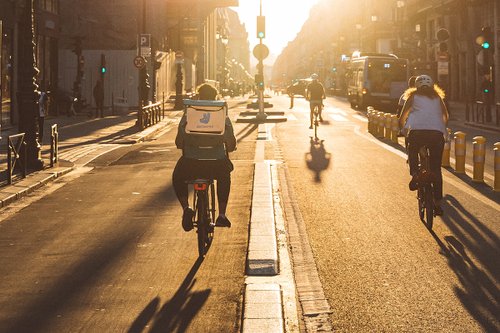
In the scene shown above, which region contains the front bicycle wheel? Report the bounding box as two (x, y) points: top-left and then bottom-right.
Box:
(196, 192), (208, 257)
(424, 184), (434, 229)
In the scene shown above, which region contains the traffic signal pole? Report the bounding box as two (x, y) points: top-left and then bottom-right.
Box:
(255, 0), (267, 121)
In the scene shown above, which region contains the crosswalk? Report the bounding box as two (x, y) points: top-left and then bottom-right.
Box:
(286, 106), (367, 124)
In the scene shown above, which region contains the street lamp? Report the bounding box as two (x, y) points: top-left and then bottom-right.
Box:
(17, 0), (43, 170)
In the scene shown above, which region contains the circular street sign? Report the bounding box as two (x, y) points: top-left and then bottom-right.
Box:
(253, 44), (269, 60)
(133, 56), (146, 69)
(436, 28), (450, 42)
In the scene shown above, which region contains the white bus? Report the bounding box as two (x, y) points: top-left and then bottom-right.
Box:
(346, 52), (409, 112)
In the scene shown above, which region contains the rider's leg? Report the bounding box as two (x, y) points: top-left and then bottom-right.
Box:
(172, 159), (189, 209)
(319, 104), (324, 121)
(407, 131), (423, 190)
(214, 161), (233, 227)
(428, 134), (445, 203)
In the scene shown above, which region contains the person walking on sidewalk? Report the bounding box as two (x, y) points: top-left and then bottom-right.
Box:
(172, 83), (237, 231)
(38, 84), (49, 144)
(93, 79), (104, 118)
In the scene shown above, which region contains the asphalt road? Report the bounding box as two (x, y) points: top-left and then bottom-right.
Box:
(0, 103), (256, 332)
(271, 94), (499, 332)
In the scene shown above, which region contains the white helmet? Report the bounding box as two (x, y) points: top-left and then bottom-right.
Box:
(310, 73), (319, 80)
(415, 75), (433, 89)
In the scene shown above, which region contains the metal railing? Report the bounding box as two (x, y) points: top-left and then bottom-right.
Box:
(138, 100), (165, 130)
(7, 133), (27, 184)
(466, 100), (499, 126)
(50, 124), (59, 167)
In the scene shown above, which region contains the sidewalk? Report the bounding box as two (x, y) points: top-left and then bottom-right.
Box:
(0, 107), (181, 208)
(448, 100), (500, 133)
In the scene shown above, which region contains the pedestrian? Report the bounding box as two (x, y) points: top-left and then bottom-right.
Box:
(38, 83), (49, 144)
(93, 79), (104, 118)
(396, 76), (417, 117)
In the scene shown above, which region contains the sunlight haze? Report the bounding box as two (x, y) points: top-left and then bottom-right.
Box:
(231, 0), (321, 61)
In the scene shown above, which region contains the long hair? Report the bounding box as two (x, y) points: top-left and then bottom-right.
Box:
(404, 84), (445, 101)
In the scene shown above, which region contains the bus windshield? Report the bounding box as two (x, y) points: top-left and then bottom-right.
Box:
(367, 59), (407, 93)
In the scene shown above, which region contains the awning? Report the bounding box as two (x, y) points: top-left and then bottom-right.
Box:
(166, 0), (238, 7)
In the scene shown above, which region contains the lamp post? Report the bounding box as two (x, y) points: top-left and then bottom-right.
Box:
(139, 0), (150, 107)
(17, 0), (43, 170)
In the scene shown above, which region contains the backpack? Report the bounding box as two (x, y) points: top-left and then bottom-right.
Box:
(184, 100), (227, 135)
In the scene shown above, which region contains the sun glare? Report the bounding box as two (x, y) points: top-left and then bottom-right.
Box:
(232, 0), (321, 57)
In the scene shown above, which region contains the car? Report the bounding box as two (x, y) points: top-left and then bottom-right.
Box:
(286, 78), (312, 97)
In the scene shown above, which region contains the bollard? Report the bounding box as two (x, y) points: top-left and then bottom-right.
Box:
(441, 128), (452, 167)
(454, 131), (466, 174)
(384, 113), (392, 139)
(494, 142), (500, 192)
(391, 115), (399, 143)
(472, 136), (486, 182)
(377, 112), (385, 138)
(367, 108), (373, 133)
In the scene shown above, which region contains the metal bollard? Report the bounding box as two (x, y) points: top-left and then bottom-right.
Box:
(367, 107), (374, 133)
(494, 142), (500, 192)
(454, 131), (466, 174)
(441, 128), (452, 167)
(384, 113), (392, 139)
(472, 136), (486, 182)
(377, 112), (385, 138)
(391, 115), (399, 143)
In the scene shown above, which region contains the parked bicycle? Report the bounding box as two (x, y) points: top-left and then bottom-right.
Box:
(187, 179), (216, 257)
(416, 146), (436, 229)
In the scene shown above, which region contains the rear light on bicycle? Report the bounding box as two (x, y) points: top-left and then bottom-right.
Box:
(194, 183), (208, 191)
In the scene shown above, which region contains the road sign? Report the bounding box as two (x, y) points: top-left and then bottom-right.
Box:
(133, 56), (146, 69)
(253, 44), (269, 60)
(175, 51), (184, 64)
(437, 61), (449, 75)
(139, 34), (151, 57)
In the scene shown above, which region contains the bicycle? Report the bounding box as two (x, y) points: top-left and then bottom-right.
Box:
(311, 102), (322, 142)
(187, 179), (216, 257)
(416, 146), (436, 229)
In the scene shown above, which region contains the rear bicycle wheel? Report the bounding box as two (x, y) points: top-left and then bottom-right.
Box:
(196, 192), (208, 257)
(424, 184), (434, 229)
(314, 106), (319, 140)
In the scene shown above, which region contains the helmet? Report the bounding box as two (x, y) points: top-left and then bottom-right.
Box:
(415, 75), (433, 89)
(310, 73), (319, 80)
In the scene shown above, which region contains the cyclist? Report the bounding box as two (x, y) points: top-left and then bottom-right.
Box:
(399, 75), (449, 215)
(306, 73), (326, 129)
(172, 83), (237, 231)
(396, 76), (417, 117)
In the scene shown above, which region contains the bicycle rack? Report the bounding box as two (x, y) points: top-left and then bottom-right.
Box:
(7, 133), (27, 184)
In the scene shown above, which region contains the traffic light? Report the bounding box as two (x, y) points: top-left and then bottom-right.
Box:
(481, 26), (493, 51)
(257, 16), (265, 39)
(439, 42), (448, 52)
(255, 74), (264, 89)
(100, 53), (107, 75)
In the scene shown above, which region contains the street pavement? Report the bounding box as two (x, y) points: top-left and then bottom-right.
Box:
(0, 95), (498, 332)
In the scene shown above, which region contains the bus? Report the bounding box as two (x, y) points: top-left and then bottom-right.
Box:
(346, 52), (409, 112)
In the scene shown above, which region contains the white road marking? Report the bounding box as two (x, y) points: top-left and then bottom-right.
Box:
(353, 125), (500, 211)
(329, 114), (349, 122)
(352, 114), (368, 122)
